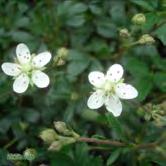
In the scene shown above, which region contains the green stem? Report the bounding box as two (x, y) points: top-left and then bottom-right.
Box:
(78, 137), (126, 147)
(78, 137), (158, 150)
(4, 138), (17, 149)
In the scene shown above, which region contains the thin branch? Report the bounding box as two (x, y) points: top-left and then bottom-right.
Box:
(78, 137), (126, 147)
(78, 137), (158, 150)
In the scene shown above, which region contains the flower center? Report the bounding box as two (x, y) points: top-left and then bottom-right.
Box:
(21, 63), (32, 73)
(103, 80), (115, 94)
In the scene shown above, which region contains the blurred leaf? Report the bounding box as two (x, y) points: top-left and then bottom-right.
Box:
(50, 153), (74, 166)
(23, 109), (40, 123)
(131, 0), (159, 11)
(143, 13), (160, 31)
(67, 50), (90, 76)
(154, 72), (166, 92)
(106, 149), (120, 166)
(10, 30), (33, 42)
(0, 118), (11, 134)
(110, 1), (127, 25)
(66, 15), (85, 27)
(14, 17), (30, 28)
(96, 18), (117, 38)
(124, 56), (149, 77)
(135, 75), (153, 101)
(106, 113), (125, 141)
(0, 149), (8, 165)
(154, 23), (166, 45)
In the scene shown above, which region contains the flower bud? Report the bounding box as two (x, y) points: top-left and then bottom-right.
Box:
(71, 92), (79, 100)
(138, 34), (155, 44)
(40, 128), (58, 144)
(23, 148), (37, 161)
(54, 121), (71, 135)
(119, 28), (130, 38)
(48, 141), (62, 151)
(53, 47), (69, 66)
(57, 47), (69, 59)
(132, 13), (146, 25)
(48, 137), (76, 151)
(54, 121), (80, 138)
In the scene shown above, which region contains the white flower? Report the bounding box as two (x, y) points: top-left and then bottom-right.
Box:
(87, 64), (138, 117)
(1, 43), (52, 93)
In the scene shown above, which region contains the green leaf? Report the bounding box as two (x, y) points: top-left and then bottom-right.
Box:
(154, 72), (166, 92)
(135, 75), (153, 101)
(106, 113), (125, 141)
(0, 118), (11, 134)
(154, 23), (166, 45)
(68, 3), (87, 14)
(10, 30), (33, 42)
(124, 56), (149, 77)
(143, 13), (160, 31)
(67, 50), (90, 76)
(97, 18), (117, 38)
(67, 60), (90, 76)
(131, 0), (159, 11)
(67, 15), (85, 27)
(106, 150), (120, 166)
(23, 109), (40, 123)
(50, 153), (74, 166)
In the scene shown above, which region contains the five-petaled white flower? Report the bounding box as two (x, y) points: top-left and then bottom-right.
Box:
(87, 64), (138, 117)
(1, 43), (52, 93)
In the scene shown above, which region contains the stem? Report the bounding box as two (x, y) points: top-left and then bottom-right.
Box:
(78, 137), (158, 150)
(78, 137), (126, 147)
(134, 142), (157, 149)
(4, 138), (17, 149)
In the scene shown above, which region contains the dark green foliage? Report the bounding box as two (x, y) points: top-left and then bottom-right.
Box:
(0, 0), (165, 165)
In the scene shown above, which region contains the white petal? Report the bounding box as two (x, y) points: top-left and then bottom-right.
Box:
(32, 70), (50, 88)
(87, 90), (105, 109)
(32, 52), (52, 68)
(1, 63), (21, 76)
(13, 74), (29, 93)
(115, 83), (138, 99)
(106, 64), (124, 82)
(88, 71), (105, 88)
(16, 43), (31, 64)
(105, 95), (122, 117)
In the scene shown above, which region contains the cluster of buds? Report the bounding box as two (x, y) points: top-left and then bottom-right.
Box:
(53, 47), (69, 66)
(119, 13), (155, 46)
(40, 121), (80, 151)
(138, 102), (166, 126)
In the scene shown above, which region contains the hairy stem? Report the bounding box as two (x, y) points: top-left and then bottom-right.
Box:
(78, 137), (158, 149)
(78, 137), (126, 147)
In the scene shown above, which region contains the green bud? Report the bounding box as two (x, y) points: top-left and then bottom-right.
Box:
(53, 47), (69, 66)
(138, 34), (155, 44)
(40, 128), (58, 144)
(54, 121), (80, 138)
(54, 121), (71, 135)
(48, 141), (62, 151)
(57, 47), (69, 59)
(71, 92), (79, 100)
(132, 13), (146, 25)
(119, 28), (130, 38)
(23, 148), (37, 161)
(48, 137), (76, 151)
